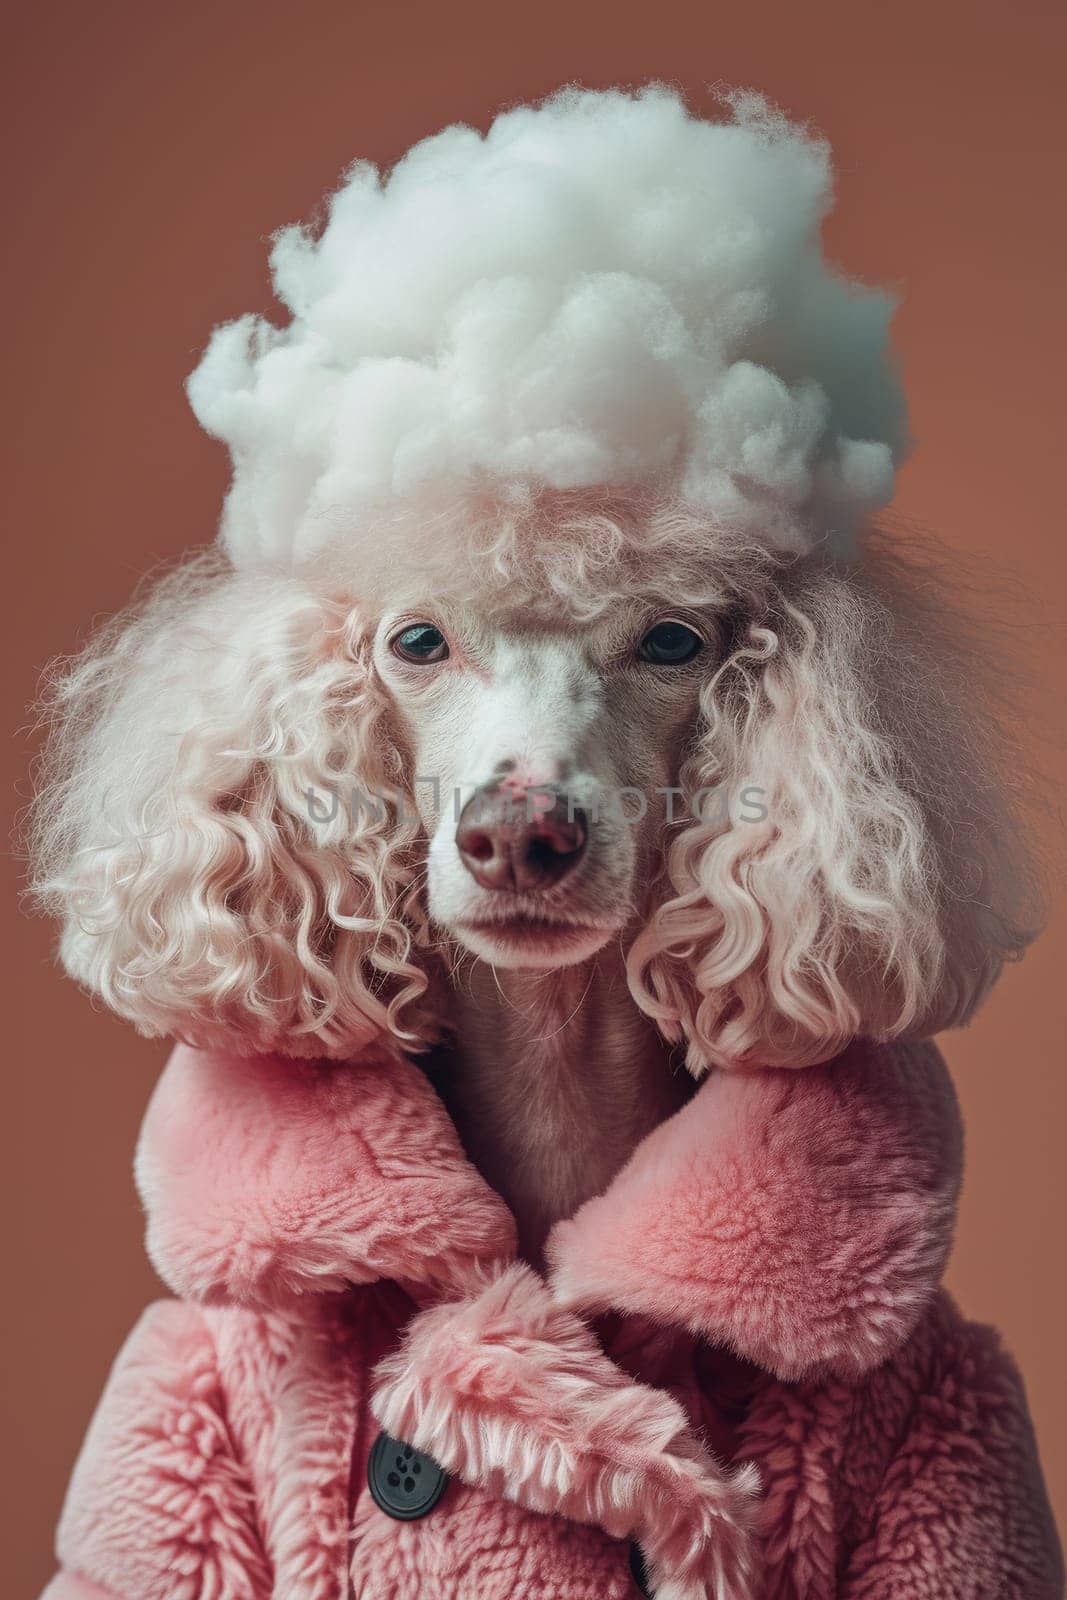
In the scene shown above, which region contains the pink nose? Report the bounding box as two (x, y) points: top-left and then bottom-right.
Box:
(456, 785), (588, 892)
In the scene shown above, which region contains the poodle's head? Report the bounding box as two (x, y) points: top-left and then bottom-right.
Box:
(29, 85), (1040, 1071)
(30, 490), (1037, 1073)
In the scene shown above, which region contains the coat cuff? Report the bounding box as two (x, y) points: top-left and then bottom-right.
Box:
(370, 1264), (762, 1600)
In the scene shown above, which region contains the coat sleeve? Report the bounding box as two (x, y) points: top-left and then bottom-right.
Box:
(42, 1301), (272, 1600)
(841, 1303), (1064, 1600)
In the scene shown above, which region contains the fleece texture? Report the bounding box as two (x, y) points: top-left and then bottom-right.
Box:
(43, 1039), (1062, 1600)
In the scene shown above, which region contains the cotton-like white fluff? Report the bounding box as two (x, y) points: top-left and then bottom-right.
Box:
(188, 85), (908, 566)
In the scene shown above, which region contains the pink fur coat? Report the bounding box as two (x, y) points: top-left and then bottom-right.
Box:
(41, 1039), (1061, 1600)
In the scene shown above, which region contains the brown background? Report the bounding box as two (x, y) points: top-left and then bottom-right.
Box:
(3, 0), (1064, 1591)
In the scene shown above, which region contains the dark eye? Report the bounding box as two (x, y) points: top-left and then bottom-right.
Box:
(390, 623), (449, 664)
(638, 620), (704, 666)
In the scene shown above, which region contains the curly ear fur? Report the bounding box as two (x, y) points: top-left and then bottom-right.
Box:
(31, 511), (1038, 1069)
(30, 552), (440, 1057)
(628, 530), (1041, 1072)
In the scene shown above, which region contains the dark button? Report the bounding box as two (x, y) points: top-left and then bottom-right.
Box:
(367, 1430), (449, 1521)
(629, 1540), (653, 1597)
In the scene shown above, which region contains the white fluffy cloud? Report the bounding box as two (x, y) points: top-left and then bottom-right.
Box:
(188, 85), (908, 566)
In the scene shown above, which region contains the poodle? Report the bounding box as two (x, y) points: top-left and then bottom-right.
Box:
(31, 85), (1061, 1600)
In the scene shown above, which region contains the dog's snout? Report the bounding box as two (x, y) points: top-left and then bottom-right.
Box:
(456, 785), (588, 892)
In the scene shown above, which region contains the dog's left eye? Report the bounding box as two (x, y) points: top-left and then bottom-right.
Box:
(638, 620), (704, 666)
(391, 623), (450, 664)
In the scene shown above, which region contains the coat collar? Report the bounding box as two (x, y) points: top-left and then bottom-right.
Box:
(136, 1033), (960, 1383)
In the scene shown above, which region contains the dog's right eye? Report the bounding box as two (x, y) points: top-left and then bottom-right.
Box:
(390, 623), (450, 664)
(638, 619), (705, 666)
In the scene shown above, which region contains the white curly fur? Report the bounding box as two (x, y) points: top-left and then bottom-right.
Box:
(30, 490), (1036, 1070)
